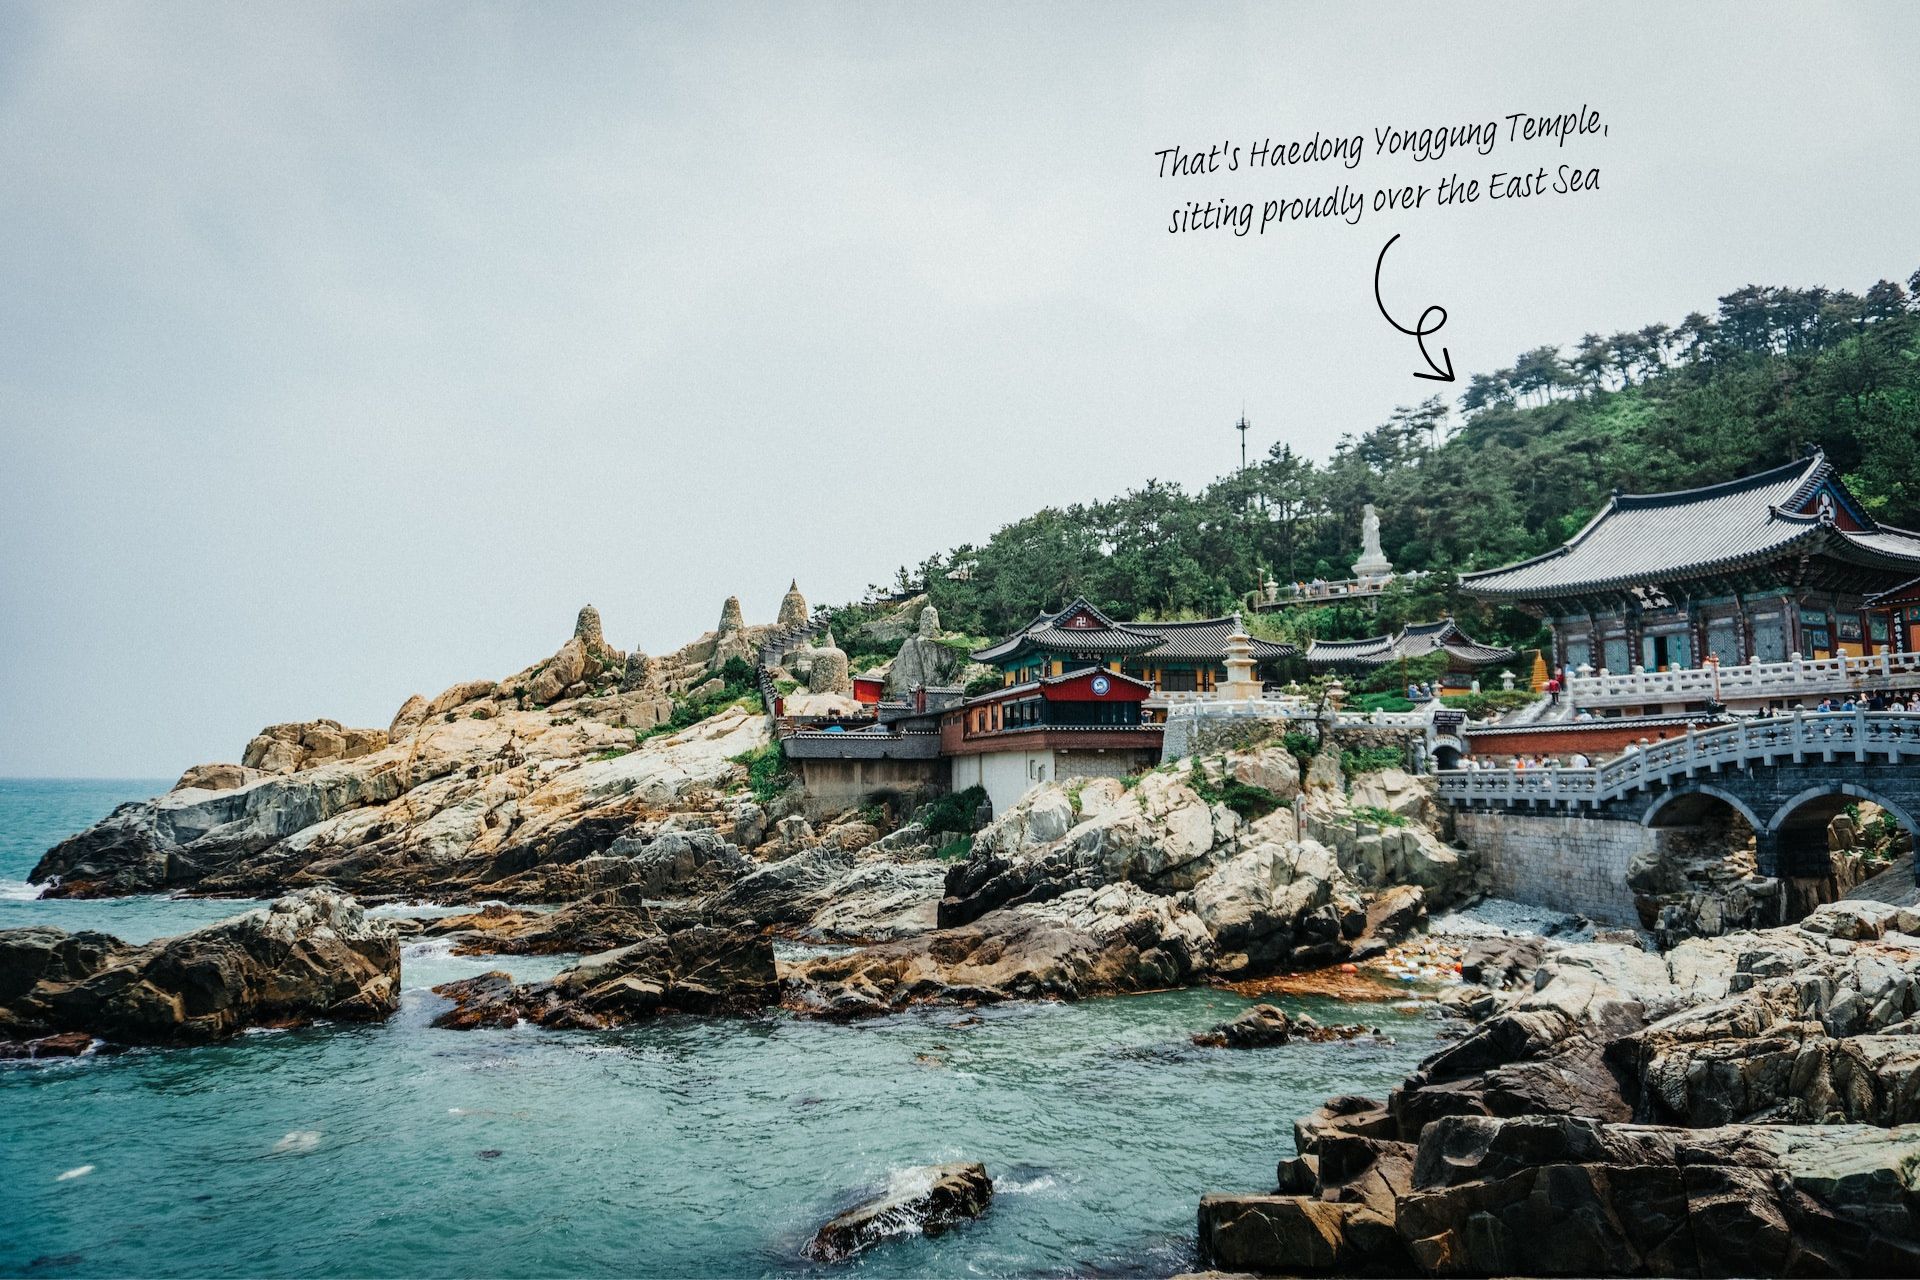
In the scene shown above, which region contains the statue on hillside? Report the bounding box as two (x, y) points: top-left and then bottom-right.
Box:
(1352, 503), (1393, 578)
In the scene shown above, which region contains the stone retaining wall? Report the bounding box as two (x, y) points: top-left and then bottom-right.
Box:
(1450, 808), (1646, 925)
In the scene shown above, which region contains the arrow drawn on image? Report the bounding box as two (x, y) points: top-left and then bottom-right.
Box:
(1374, 233), (1456, 383)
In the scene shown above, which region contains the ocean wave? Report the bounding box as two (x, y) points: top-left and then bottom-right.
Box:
(0, 879), (45, 901)
(56, 1164), (95, 1182)
(271, 1130), (322, 1154)
(993, 1174), (1059, 1195)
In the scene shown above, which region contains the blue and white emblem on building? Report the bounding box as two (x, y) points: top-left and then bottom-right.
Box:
(1091, 675), (1111, 695)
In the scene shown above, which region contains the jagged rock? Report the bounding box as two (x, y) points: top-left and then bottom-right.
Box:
(33, 703), (769, 901)
(803, 861), (947, 942)
(618, 649), (659, 693)
(786, 883), (1214, 1018)
(1188, 838), (1355, 977)
(0, 889), (398, 1047)
(1303, 746), (1343, 792)
(426, 681), (499, 719)
(706, 844), (855, 928)
(424, 895), (662, 956)
(805, 1162), (993, 1262)
(1194, 1003), (1293, 1048)
(389, 693), (431, 739)
(430, 924), (777, 1029)
(171, 763), (264, 793)
(1230, 747), (1302, 801)
(885, 607), (960, 696)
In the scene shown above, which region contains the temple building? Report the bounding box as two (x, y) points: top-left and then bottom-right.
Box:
(939, 667), (1162, 812)
(1304, 618), (1516, 684)
(971, 598), (1296, 696)
(1461, 449), (1920, 678)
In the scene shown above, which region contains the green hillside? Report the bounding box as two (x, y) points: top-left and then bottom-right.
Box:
(868, 269), (1920, 652)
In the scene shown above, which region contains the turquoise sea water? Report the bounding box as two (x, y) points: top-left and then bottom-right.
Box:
(0, 779), (1442, 1278)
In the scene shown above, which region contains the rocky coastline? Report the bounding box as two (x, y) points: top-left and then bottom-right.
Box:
(1195, 898), (1920, 1276)
(25, 599), (1920, 1274)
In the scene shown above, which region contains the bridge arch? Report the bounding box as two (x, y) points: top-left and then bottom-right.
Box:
(1642, 784), (1765, 834)
(1764, 783), (1919, 918)
(1765, 783), (1920, 841)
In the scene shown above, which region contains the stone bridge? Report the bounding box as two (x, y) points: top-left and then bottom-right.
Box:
(1437, 712), (1920, 922)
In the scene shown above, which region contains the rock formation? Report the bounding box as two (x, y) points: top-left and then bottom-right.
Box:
(430, 923), (777, 1029)
(711, 595), (757, 671)
(777, 579), (809, 630)
(238, 720), (389, 776)
(805, 628), (852, 695)
(784, 756), (1461, 1016)
(0, 889), (398, 1050)
(805, 1162), (994, 1262)
(1196, 899), (1920, 1275)
(32, 702), (768, 900)
(884, 605), (960, 696)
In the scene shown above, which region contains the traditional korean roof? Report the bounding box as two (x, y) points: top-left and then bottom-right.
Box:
(970, 598), (1162, 662)
(1133, 617), (1298, 662)
(972, 599), (1298, 663)
(1460, 451), (1920, 602)
(1866, 577), (1920, 608)
(1305, 618), (1515, 670)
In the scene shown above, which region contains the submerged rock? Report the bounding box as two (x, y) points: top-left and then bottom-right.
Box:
(0, 889), (398, 1048)
(1194, 1003), (1293, 1048)
(804, 1162), (993, 1262)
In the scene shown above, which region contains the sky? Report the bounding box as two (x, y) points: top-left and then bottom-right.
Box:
(3, 1), (1917, 777)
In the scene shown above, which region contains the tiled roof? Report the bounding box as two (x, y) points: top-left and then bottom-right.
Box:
(972, 599), (1298, 663)
(971, 598), (1162, 662)
(1306, 619), (1514, 670)
(1133, 617), (1298, 661)
(1461, 452), (1920, 600)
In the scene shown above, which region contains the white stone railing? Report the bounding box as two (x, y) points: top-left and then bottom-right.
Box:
(1436, 710), (1920, 808)
(1568, 651), (1920, 708)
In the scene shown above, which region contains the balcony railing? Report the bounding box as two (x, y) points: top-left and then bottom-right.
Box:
(1568, 650), (1920, 708)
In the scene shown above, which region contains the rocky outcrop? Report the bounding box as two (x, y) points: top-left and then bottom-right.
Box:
(431, 923), (777, 1029)
(240, 720), (389, 775)
(422, 893), (665, 956)
(884, 606), (961, 696)
(805, 1162), (993, 1262)
(785, 882), (1215, 1018)
(1195, 900), (1920, 1275)
(171, 762), (265, 793)
(0, 889), (398, 1048)
(33, 700), (769, 901)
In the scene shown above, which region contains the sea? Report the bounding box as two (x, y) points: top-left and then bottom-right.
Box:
(0, 778), (1442, 1278)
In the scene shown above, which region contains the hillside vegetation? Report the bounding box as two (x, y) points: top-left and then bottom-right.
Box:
(859, 270), (1920, 652)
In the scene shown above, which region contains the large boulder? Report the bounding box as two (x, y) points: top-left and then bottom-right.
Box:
(0, 889), (398, 1048)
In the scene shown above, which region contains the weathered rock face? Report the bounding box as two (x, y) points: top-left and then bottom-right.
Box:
(0, 889), (398, 1048)
(805, 1162), (993, 1262)
(1196, 900), (1920, 1276)
(240, 719), (389, 775)
(431, 924), (777, 1029)
(423, 894), (664, 956)
(33, 701), (770, 902)
(884, 607), (961, 696)
(1194, 1003), (1295, 1048)
(171, 762), (266, 793)
(785, 882), (1216, 1019)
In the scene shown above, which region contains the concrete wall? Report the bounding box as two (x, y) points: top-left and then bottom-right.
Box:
(1450, 809), (1647, 925)
(795, 757), (948, 818)
(949, 750), (1052, 816)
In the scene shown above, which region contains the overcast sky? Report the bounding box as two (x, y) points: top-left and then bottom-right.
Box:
(3, 1), (1917, 777)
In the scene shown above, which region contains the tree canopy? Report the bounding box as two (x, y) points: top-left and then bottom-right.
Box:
(863, 269), (1920, 652)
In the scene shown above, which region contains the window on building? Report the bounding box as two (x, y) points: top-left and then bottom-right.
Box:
(1161, 668), (1196, 692)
